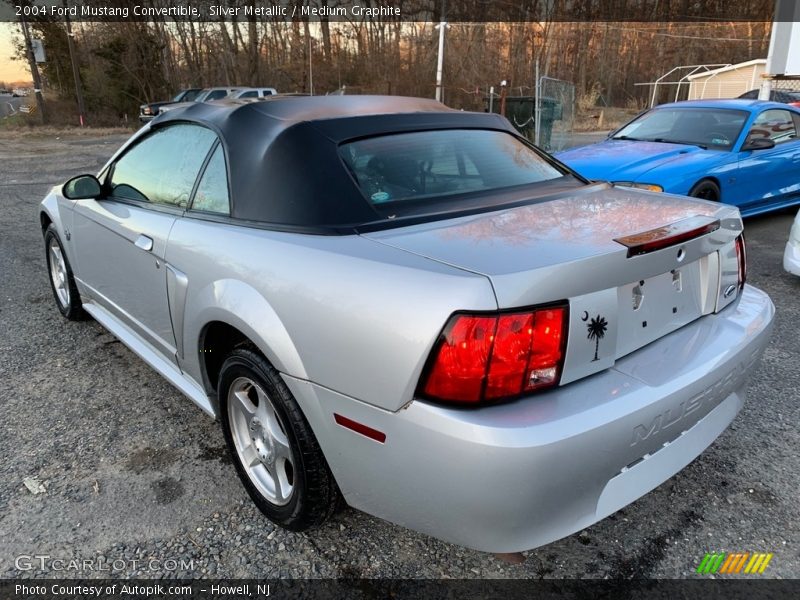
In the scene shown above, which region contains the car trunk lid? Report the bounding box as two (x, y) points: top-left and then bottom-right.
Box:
(362, 185), (743, 386)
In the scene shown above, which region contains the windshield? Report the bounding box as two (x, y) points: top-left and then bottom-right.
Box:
(176, 89), (201, 102)
(205, 89), (229, 101)
(339, 129), (565, 206)
(613, 107), (749, 150)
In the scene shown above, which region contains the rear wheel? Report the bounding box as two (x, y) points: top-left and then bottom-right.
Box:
(689, 179), (721, 202)
(44, 224), (86, 321)
(219, 347), (339, 530)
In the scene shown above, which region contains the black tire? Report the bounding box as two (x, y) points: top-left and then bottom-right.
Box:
(689, 179), (721, 202)
(219, 347), (339, 531)
(43, 224), (87, 321)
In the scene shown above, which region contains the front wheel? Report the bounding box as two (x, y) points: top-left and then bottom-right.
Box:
(219, 347), (339, 531)
(688, 179), (721, 202)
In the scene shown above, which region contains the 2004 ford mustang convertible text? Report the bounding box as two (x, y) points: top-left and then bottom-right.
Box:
(40, 96), (774, 552)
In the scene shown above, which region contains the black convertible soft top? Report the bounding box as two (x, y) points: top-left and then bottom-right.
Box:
(154, 96), (571, 233)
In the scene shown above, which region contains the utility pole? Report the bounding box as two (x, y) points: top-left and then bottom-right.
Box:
(19, 13), (48, 124)
(434, 22), (446, 102)
(308, 32), (314, 96)
(534, 60), (540, 146)
(434, 0), (447, 102)
(64, 0), (86, 126)
(499, 79), (508, 117)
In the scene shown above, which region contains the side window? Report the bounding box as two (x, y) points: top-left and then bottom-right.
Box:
(238, 90), (258, 98)
(109, 124), (217, 207)
(746, 109), (797, 145)
(191, 145), (230, 215)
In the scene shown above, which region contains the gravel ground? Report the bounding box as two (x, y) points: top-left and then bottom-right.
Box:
(0, 131), (798, 580)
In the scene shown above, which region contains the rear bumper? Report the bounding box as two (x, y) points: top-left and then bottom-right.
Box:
(284, 284), (774, 552)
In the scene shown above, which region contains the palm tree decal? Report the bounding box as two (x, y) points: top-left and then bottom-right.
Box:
(586, 315), (608, 362)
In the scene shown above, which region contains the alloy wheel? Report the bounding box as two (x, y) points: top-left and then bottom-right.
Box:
(227, 376), (295, 506)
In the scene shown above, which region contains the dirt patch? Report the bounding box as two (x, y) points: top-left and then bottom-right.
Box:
(0, 125), (134, 140)
(151, 477), (185, 505)
(126, 447), (179, 474)
(197, 445), (232, 465)
(573, 106), (640, 132)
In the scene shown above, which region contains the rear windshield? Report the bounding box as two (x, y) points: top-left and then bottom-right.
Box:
(339, 129), (564, 206)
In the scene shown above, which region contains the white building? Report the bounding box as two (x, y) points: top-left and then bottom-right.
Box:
(686, 59), (766, 100)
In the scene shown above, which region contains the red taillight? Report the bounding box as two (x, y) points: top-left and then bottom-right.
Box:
(527, 308), (566, 389)
(735, 234), (747, 290)
(485, 313), (534, 399)
(421, 315), (495, 403)
(420, 305), (567, 405)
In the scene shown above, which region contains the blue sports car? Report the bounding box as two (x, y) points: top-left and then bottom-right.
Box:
(556, 99), (800, 216)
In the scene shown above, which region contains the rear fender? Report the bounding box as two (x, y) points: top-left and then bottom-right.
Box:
(181, 278), (307, 409)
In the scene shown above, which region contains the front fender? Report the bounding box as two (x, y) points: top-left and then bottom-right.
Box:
(39, 188), (77, 265)
(642, 157), (734, 197)
(40, 188), (67, 235)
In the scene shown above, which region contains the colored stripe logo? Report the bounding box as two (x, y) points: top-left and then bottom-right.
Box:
(696, 552), (773, 574)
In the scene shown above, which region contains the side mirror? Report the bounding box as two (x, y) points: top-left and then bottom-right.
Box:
(741, 137), (775, 151)
(63, 174), (102, 200)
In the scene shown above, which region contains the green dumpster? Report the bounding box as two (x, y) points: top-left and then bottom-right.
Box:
(486, 96), (561, 150)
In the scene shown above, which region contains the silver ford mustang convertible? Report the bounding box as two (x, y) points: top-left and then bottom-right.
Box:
(40, 96), (774, 552)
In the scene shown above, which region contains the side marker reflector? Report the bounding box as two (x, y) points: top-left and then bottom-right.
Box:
(334, 413), (386, 443)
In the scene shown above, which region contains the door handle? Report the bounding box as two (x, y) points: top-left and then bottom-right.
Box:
(134, 234), (154, 252)
(792, 153), (800, 163)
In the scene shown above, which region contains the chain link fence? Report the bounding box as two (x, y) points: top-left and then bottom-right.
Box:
(537, 77), (575, 152)
(484, 77), (575, 152)
(767, 76), (800, 103)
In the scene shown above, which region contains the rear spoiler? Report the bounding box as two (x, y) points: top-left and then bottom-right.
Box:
(614, 215), (721, 257)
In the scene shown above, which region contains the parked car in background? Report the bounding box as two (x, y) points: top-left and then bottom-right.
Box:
(784, 208), (800, 276)
(231, 87), (278, 99)
(738, 88), (800, 107)
(39, 96), (773, 553)
(194, 87), (249, 102)
(158, 87), (248, 116)
(139, 88), (202, 122)
(556, 99), (800, 216)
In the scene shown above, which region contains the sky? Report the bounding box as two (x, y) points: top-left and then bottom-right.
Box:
(0, 23), (30, 84)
